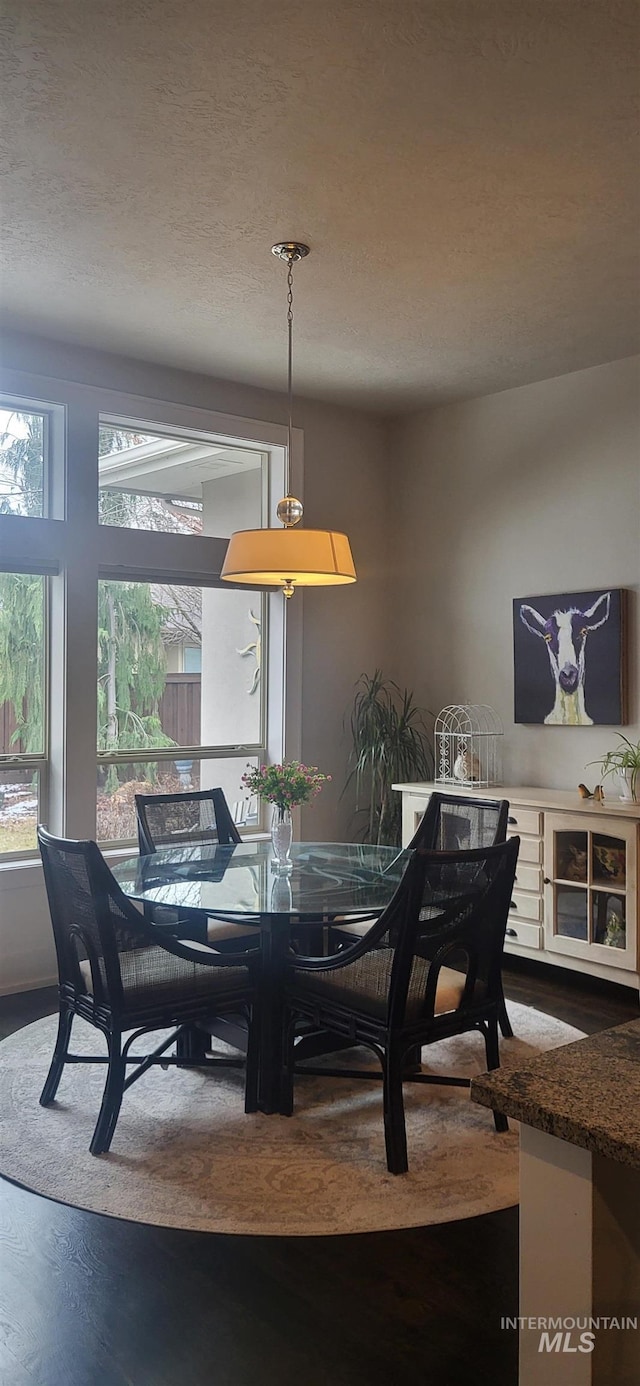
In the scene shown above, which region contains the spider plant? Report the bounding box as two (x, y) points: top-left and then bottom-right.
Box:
(588, 734), (640, 801)
(344, 671), (433, 845)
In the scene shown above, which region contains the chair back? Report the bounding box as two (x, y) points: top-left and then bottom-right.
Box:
(38, 826), (149, 1012)
(410, 792), (509, 852)
(353, 837), (519, 1029)
(135, 787), (241, 855)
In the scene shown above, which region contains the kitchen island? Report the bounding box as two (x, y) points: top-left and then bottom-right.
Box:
(472, 1019), (640, 1385)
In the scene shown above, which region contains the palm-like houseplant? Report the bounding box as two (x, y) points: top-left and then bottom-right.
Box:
(345, 671), (433, 845)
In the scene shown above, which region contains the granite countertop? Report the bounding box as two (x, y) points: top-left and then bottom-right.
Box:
(471, 1018), (640, 1169)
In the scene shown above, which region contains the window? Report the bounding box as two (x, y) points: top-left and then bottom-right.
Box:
(96, 575), (266, 843)
(94, 407), (274, 849)
(96, 580), (264, 750)
(0, 405), (47, 517)
(0, 392), (57, 858)
(96, 756), (260, 844)
(98, 422), (265, 538)
(0, 386), (287, 864)
(183, 646), (201, 674)
(0, 572), (47, 854)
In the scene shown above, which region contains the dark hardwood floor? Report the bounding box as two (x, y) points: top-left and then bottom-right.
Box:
(0, 964), (637, 1386)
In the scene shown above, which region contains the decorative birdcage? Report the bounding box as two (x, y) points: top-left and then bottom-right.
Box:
(434, 704), (503, 787)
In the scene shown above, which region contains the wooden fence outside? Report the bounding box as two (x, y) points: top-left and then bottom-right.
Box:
(158, 673), (201, 747)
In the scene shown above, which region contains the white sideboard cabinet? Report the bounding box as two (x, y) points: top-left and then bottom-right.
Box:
(392, 783), (640, 990)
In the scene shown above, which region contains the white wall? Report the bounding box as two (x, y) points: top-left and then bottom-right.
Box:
(293, 398), (396, 839)
(390, 355), (640, 791)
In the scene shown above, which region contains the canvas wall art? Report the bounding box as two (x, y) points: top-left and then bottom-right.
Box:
(513, 589), (626, 726)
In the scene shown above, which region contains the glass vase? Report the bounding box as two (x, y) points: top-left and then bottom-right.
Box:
(271, 805), (293, 871)
(270, 872), (293, 912)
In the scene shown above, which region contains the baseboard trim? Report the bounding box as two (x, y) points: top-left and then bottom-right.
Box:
(0, 975), (58, 998)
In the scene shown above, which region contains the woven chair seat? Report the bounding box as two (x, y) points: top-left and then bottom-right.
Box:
(80, 947), (249, 1012)
(207, 919), (261, 943)
(146, 904), (260, 946)
(291, 950), (470, 1022)
(333, 901), (445, 940)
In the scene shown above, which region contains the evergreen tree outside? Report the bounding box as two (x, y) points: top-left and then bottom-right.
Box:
(97, 579), (175, 794)
(0, 571), (45, 754)
(0, 409), (45, 516)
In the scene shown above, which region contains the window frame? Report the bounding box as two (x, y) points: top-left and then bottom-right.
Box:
(0, 391), (57, 861)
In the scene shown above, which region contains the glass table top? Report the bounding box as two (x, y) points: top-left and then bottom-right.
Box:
(113, 840), (410, 920)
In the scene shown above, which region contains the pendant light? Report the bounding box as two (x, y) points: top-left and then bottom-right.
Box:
(220, 241), (356, 598)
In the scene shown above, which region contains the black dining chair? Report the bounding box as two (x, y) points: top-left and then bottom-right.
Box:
(37, 827), (260, 1155)
(135, 788), (261, 951)
(281, 837), (520, 1175)
(332, 792), (514, 1038)
(135, 787), (242, 854)
(411, 792), (510, 853)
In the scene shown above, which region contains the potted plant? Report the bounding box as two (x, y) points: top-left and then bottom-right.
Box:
(344, 671), (433, 846)
(242, 760), (330, 868)
(588, 734), (640, 802)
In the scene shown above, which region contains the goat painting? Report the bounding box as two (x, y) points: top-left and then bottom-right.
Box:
(513, 590), (625, 726)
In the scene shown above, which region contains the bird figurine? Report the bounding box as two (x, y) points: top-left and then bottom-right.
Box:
(453, 748), (481, 782)
(577, 782), (604, 801)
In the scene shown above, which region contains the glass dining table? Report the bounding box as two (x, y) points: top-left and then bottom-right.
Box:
(114, 839), (410, 1113)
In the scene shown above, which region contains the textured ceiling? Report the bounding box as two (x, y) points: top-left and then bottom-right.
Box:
(0, 0), (638, 413)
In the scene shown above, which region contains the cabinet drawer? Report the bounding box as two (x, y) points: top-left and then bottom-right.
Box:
(504, 920), (542, 950)
(512, 834), (543, 864)
(509, 890), (543, 922)
(513, 863), (542, 893)
(506, 808), (542, 836)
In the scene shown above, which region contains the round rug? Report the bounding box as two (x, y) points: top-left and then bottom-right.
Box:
(0, 1005), (583, 1236)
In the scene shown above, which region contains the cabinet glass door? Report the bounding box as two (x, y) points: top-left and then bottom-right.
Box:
(592, 890), (626, 952)
(556, 884), (588, 941)
(555, 830), (588, 884)
(544, 813), (636, 971)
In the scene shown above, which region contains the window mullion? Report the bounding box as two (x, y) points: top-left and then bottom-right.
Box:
(49, 398), (99, 837)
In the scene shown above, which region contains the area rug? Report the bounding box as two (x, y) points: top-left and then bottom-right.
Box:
(0, 1004), (583, 1236)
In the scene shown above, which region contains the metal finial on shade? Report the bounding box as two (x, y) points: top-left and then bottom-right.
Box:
(276, 494), (304, 528)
